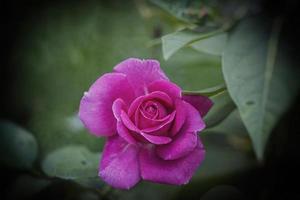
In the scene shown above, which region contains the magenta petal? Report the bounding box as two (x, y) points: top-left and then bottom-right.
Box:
(114, 58), (169, 96)
(170, 99), (186, 136)
(156, 100), (205, 160)
(121, 108), (172, 144)
(140, 132), (172, 145)
(120, 111), (172, 144)
(183, 100), (206, 133)
(140, 139), (205, 185)
(182, 95), (213, 117)
(79, 73), (135, 136)
(156, 131), (197, 160)
(148, 80), (182, 99)
(99, 136), (141, 189)
(116, 121), (137, 144)
(141, 111), (176, 135)
(112, 98), (127, 122)
(120, 110), (139, 132)
(128, 91), (173, 117)
(113, 99), (137, 144)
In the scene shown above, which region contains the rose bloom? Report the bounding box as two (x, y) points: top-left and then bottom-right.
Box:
(79, 58), (213, 189)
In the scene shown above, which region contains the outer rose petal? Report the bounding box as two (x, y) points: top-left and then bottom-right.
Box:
(157, 100), (205, 160)
(156, 131), (198, 160)
(182, 95), (213, 117)
(183, 100), (206, 133)
(114, 58), (169, 96)
(99, 136), (141, 189)
(140, 139), (205, 185)
(79, 73), (135, 136)
(148, 80), (182, 99)
(170, 99), (186, 136)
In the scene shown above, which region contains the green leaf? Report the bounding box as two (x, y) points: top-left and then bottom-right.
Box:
(190, 33), (228, 55)
(162, 29), (219, 60)
(203, 90), (236, 128)
(0, 121), (38, 170)
(162, 49), (224, 90)
(42, 145), (100, 179)
(222, 17), (300, 160)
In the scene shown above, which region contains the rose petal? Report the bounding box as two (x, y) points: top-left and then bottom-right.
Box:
(141, 101), (160, 119)
(170, 99), (186, 136)
(183, 100), (206, 133)
(99, 136), (141, 189)
(140, 101), (168, 119)
(128, 91), (173, 117)
(140, 139), (205, 185)
(182, 95), (213, 117)
(141, 111), (176, 135)
(140, 132), (172, 145)
(156, 100), (206, 159)
(148, 80), (182, 99)
(120, 110), (139, 132)
(79, 73), (135, 136)
(156, 131), (198, 160)
(116, 121), (137, 144)
(112, 98), (127, 122)
(114, 58), (169, 96)
(156, 100), (206, 160)
(120, 111), (172, 144)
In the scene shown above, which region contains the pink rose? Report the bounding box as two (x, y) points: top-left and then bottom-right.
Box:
(79, 58), (213, 189)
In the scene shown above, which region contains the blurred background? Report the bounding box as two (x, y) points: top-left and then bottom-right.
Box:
(0, 0), (300, 199)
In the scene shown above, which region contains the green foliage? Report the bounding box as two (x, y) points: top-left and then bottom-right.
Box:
(0, 121), (38, 170)
(174, 132), (254, 200)
(206, 110), (248, 137)
(161, 12), (300, 161)
(196, 133), (254, 179)
(203, 90), (236, 128)
(162, 49), (224, 90)
(162, 28), (220, 60)
(222, 17), (300, 160)
(42, 145), (100, 179)
(149, 0), (253, 25)
(183, 86), (236, 129)
(182, 83), (226, 97)
(149, 0), (209, 24)
(190, 33), (228, 55)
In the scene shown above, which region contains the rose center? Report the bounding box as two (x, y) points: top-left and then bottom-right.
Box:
(145, 105), (157, 114)
(141, 101), (159, 119)
(140, 100), (169, 120)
